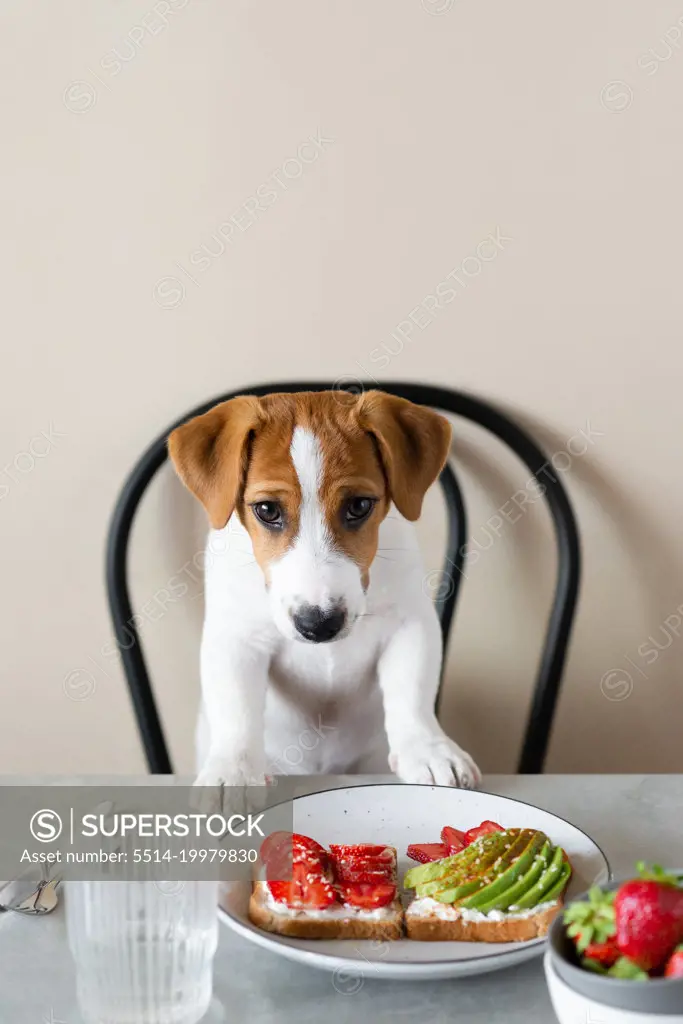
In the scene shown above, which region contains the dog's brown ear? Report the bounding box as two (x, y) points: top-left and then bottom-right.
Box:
(357, 391), (452, 521)
(168, 396), (262, 529)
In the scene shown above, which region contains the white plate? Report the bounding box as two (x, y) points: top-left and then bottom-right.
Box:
(218, 783), (611, 981)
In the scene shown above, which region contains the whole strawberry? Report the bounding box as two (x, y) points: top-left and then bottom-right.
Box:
(615, 864), (683, 972)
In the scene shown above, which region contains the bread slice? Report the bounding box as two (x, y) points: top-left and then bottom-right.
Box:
(405, 898), (562, 942)
(249, 881), (403, 940)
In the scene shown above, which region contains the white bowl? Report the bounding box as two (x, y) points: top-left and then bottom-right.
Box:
(544, 953), (683, 1024)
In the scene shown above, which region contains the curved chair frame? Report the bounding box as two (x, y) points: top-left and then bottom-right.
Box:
(106, 382), (581, 775)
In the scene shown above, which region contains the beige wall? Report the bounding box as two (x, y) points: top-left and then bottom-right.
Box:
(3, 0), (682, 775)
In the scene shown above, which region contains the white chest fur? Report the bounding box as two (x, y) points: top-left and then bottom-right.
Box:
(197, 509), (425, 775)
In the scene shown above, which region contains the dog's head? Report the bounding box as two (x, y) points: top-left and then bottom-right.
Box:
(169, 391), (451, 643)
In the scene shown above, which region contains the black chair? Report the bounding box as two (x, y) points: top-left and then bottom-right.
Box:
(106, 382), (581, 776)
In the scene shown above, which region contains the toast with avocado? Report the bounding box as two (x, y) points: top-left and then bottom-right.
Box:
(404, 826), (571, 942)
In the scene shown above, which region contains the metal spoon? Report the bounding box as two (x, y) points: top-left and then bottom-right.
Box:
(0, 876), (61, 915)
(33, 876), (61, 913)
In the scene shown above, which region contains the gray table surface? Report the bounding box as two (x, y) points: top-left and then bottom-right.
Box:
(1, 774), (681, 1024)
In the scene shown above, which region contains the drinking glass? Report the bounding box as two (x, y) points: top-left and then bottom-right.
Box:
(66, 878), (219, 1024)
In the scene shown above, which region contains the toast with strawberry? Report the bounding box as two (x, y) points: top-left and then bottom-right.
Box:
(249, 833), (403, 940)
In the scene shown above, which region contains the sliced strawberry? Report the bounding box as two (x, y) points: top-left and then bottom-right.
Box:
(261, 832), (295, 881)
(334, 850), (394, 869)
(336, 853), (394, 868)
(262, 832), (329, 880)
(441, 826), (467, 853)
(273, 859), (329, 892)
(267, 880), (296, 904)
(291, 841), (329, 877)
(260, 830), (292, 862)
(583, 938), (621, 967)
(340, 882), (396, 909)
(267, 858), (338, 909)
(336, 852), (394, 867)
(329, 843), (396, 886)
(406, 842), (450, 864)
(291, 833), (328, 860)
(268, 878), (338, 909)
(261, 831), (327, 864)
(664, 945), (683, 978)
(334, 851), (395, 868)
(298, 880), (338, 909)
(464, 821), (504, 845)
(329, 844), (394, 861)
(335, 862), (394, 884)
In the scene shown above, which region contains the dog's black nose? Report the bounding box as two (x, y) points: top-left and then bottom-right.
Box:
(293, 605), (346, 643)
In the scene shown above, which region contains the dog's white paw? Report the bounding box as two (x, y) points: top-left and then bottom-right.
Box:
(192, 755), (268, 816)
(389, 735), (481, 790)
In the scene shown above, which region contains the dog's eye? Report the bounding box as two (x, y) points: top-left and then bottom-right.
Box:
(252, 501), (283, 527)
(343, 497), (375, 525)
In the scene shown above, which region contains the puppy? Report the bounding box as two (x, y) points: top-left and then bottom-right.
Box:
(168, 390), (480, 793)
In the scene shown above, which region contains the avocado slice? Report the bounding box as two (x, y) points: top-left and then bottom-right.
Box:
(426, 829), (544, 905)
(433, 879), (488, 904)
(511, 843), (565, 910)
(534, 859), (571, 904)
(469, 840), (552, 913)
(493, 841), (553, 911)
(405, 830), (513, 890)
(404, 831), (510, 890)
(414, 834), (515, 898)
(459, 831), (547, 910)
(405, 849), (471, 890)
(417, 876), (482, 900)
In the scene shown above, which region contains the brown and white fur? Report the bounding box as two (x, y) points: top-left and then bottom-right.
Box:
(168, 390), (480, 796)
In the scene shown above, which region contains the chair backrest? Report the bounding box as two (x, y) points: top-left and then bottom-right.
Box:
(106, 382), (581, 775)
